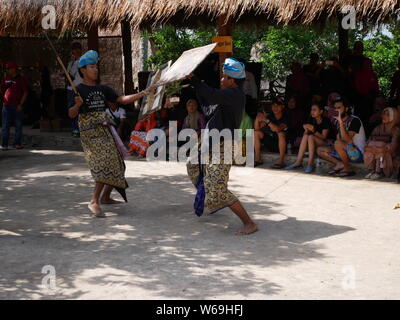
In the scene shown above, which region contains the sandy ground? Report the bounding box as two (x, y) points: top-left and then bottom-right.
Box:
(0, 148), (399, 300)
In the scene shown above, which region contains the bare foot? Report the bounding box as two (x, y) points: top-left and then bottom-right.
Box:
(334, 163), (344, 171)
(88, 203), (106, 218)
(100, 198), (123, 205)
(236, 223), (258, 236)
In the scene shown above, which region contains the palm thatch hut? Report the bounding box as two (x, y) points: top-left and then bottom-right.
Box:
(1, 0), (400, 35)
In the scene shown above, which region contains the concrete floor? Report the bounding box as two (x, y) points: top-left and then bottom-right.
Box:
(0, 148), (399, 299)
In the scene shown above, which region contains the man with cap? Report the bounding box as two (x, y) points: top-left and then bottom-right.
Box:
(0, 61), (28, 150)
(186, 57), (258, 235)
(68, 50), (153, 217)
(254, 96), (289, 168)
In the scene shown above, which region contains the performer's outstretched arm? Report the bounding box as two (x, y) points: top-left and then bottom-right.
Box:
(117, 92), (146, 105)
(190, 76), (238, 106)
(117, 85), (157, 105)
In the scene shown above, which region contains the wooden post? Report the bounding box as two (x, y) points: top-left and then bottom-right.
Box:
(338, 13), (349, 63)
(121, 20), (134, 96)
(217, 14), (232, 79)
(87, 25), (99, 52)
(87, 25), (100, 82)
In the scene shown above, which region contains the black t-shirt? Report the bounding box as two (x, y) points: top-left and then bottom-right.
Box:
(306, 116), (331, 134)
(335, 116), (362, 133)
(192, 77), (244, 134)
(68, 83), (119, 114)
(261, 113), (289, 135)
(267, 112), (289, 127)
(347, 117), (362, 133)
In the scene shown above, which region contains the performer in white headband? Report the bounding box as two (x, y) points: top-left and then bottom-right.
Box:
(186, 57), (258, 235)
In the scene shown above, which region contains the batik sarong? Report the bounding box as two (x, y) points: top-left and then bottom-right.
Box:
(79, 111), (128, 201)
(187, 142), (238, 215)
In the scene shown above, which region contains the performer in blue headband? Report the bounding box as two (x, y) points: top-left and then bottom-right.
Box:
(186, 57), (258, 235)
(69, 50), (152, 218)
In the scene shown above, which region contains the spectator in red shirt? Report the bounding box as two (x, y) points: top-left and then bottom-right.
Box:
(390, 57), (400, 105)
(1, 61), (28, 150)
(128, 113), (157, 157)
(350, 41), (379, 130)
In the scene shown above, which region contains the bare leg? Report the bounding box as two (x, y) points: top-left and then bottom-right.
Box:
(375, 158), (383, 174)
(317, 145), (343, 170)
(292, 133), (309, 166)
(277, 132), (286, 165)
(308, 136), (326, 168)
(229, 201), (258, 235)
(334, 140), (352, 172)
(254, 130), (264, 162)
(101, 185), (123, 204)
(88, 183), (106, 217)
(307, 135), (316, 167)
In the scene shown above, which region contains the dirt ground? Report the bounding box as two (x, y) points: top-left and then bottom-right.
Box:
(0, 148), (399, 299)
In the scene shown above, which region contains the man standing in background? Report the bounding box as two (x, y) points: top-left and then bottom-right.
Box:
(67, 42), (83, 137)
(1, 61), (28, 150)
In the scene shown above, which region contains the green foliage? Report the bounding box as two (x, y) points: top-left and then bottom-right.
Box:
(232, 27), (266, 61)
(258, 24), (355, 81)
(143, 26), (214, 69)
(362, 24), (400, 97)
(143, 26), (265, 69)
(165, 82), (181, 96)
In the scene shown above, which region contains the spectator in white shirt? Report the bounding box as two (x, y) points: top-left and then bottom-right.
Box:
(106, 101), (127, 139)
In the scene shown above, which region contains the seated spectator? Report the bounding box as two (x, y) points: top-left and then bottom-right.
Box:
(286, 102), (331, 173)
(254, 97), (289, 168)
(182, 99), (206, 135)
(106, 101), (127, 140)
(128, 113), (157, 157)
(285, 95), (306, 148)
(364, 107), (400, 180)
(156, 96), (184, 157)
(317, 97), (366, 177)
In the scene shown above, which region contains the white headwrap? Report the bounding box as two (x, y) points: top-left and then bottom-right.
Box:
(384, 107), (395, 122)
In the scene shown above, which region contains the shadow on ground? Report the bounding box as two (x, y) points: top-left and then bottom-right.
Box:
(0, 150), (355, 299)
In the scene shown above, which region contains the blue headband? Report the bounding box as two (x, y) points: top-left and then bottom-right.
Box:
(78, 50), (99, 68)
(223, 58), (245, 79)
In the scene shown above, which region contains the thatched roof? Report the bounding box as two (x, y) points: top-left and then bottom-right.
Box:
(1, 0), (400, 35)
